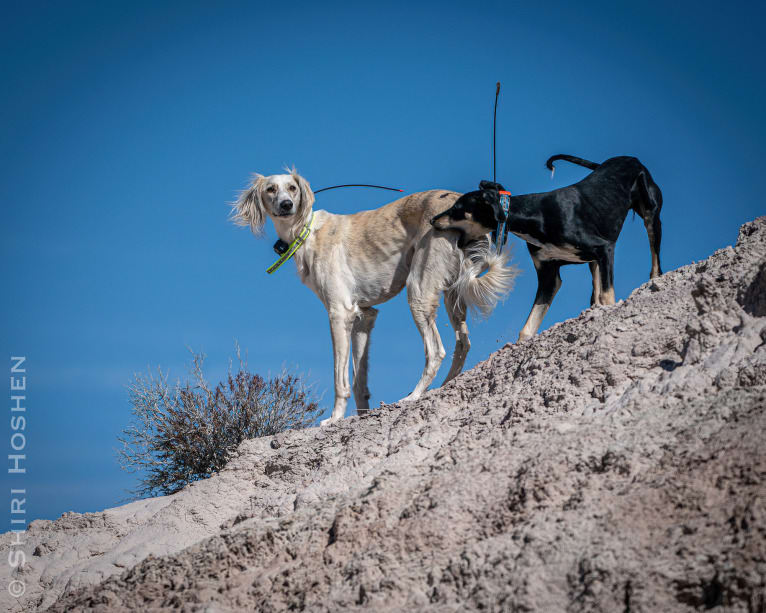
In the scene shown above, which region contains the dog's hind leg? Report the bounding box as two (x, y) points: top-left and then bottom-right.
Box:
(634, 169), (664, 278)
(593, 245), (616, 305)
(321, 306), (356, 425)
(442, 291), (469, 385)
(518, 250), (562, 341)
(351, 307), (378, 416)
(589, 261), (602, 306)
(401, 289), (446, 403)
(645, 214), (663, 279)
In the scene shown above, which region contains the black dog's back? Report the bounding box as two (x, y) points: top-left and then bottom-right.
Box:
(506, 157), (646, 247)
(548, 155), (662, 227)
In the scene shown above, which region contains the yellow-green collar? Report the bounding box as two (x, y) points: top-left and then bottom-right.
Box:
(266, 212), (315, 274)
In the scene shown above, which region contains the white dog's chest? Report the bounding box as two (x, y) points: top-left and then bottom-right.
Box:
(513, 233), (587, 263)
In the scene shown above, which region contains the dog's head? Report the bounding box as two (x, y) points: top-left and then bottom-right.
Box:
(430, 186), (507, 240)
(232, 169), (315, 235)
(478, 180), (506, 193)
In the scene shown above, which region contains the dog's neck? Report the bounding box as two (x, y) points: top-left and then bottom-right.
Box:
(268, 207), (319, 283)
(270, 207), (314, 245)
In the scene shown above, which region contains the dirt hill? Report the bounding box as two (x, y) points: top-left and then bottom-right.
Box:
(4, 217), (765, 612)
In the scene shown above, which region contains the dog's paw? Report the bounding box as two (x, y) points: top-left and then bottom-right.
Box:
(320, 416), (343, 427)
(399, 392), (421, 403)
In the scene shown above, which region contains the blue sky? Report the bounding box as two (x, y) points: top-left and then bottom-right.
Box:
(1, 0), (763, 523)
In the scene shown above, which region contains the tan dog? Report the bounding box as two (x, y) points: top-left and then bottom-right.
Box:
(232, 170), (516, 424)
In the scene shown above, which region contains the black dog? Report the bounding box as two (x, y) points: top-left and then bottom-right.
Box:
(432, 154), (663, 341)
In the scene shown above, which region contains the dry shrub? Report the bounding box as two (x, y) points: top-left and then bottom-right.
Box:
(118, 346), (320, 497)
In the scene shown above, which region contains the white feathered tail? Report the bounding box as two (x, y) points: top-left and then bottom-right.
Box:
(450, 242), (517, 317)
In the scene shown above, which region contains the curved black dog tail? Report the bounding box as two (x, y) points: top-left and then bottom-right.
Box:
(545, 154), (600, 172)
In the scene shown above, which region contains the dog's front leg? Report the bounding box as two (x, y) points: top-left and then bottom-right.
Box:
(321, 307), (355, 425)
(518, 257), (562, 341)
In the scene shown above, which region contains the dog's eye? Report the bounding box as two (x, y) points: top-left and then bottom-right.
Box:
(266, 186), (276, 193)
(289, 185), (297, 192)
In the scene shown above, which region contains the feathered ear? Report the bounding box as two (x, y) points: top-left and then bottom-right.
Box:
(292, 170), (315, 211)
(231, 174), (266, 236)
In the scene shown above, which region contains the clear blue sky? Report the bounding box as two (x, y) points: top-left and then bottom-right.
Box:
(2, 0), (763, 523)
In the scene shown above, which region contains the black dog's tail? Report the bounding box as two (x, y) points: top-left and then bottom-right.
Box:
(545, 154), (600, 172)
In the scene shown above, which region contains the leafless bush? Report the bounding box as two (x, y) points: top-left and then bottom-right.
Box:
(117, 346), (320, 498)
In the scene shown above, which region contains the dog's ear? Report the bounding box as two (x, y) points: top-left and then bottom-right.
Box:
(479, 180), (506, 193)
(292, 171), (315, 211)
(231, 174), (266, 236)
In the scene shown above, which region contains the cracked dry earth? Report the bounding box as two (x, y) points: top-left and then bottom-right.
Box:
(3, 218), (766, 612)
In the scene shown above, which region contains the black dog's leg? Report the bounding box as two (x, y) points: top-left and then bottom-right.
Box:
(635, 170), (664, 278)
(588, 261), (601, 306)
(646, 214), (663, 278)
(593, 245), (616, 305)
(519, 248), (562, 341)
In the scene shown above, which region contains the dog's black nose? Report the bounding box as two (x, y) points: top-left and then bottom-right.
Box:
(278, 199), (293, 213)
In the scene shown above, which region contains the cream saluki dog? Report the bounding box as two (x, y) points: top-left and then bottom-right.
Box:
(232, 170), (515, 424)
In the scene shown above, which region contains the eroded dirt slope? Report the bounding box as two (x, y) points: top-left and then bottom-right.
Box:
(4, 218), (765, 612)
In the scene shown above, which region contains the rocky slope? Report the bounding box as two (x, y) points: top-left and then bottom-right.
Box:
(3, 218), (765, 612)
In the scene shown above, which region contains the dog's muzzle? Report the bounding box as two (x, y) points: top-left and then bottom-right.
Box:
(430, 210), (449, 228)
(278, 199), (294, 215)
